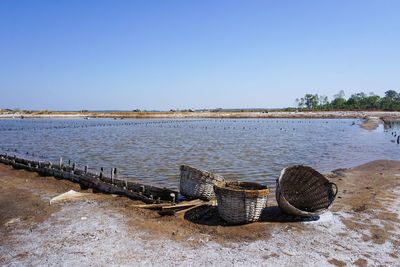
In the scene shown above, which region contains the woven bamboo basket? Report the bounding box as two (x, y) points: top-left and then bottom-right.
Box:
(179, 165), (225, 201)
(213, 181), (269, 224)
(276, 165), (338, 217)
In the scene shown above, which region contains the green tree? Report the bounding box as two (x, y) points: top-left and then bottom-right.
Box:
(304, 94), (319, 109)
(294, 90), (399, 110)
(318, 95), (329, 110)
(296, 97), (305, 108)
(334, 90), (345, 99)
(347, 92), (367, 109)
(331, 91), (346, 109)
(380, 96), (393, 110)
(365, 93), (380, 109)
(385, 90), (399, 101)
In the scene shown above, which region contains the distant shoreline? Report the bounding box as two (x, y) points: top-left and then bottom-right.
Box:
(1, 110), (400, 122)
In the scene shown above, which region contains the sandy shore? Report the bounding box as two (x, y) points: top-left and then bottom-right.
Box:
(1, 161), (399, 266)
(1, 110), (400, 121)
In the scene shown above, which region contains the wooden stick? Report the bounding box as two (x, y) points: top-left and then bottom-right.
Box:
(131, 203), (172, 210)
(161, 199), (204, 211)
(159, 202), (209, 216)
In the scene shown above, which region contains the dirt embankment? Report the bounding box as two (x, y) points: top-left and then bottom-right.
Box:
(359, 115), (400, 130)
(1, 110), (400, 120)
(359, 116), (383, 130)
(1, 161), (400, 265)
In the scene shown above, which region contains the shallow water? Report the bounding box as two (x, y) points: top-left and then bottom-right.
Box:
(0, 118), (399, 189)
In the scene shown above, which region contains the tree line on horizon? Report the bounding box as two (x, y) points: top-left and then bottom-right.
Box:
(294, 90), (400, 111)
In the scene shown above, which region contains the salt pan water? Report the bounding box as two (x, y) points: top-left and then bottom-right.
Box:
(0, 118), (398, 190)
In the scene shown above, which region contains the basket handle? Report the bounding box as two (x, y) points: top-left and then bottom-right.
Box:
(330, 182), (338, 198)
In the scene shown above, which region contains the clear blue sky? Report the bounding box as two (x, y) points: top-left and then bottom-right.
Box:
(1, 1), (399, 111)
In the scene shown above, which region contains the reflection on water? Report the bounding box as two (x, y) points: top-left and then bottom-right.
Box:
(0, 118), (399, 189)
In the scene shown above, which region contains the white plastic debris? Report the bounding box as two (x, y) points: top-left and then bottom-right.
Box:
(50, 190), (88, 205)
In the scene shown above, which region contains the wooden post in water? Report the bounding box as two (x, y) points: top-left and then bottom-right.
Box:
(111, 168), (114, 184)
(397, 136), (400, 144)
(100, 167), (104, 180)
(84, 166), (88, 174)
(59, 157), (63, 168)
(72, 163), (76, 173)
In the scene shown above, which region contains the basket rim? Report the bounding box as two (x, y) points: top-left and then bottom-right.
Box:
(276, 165), (334, 216)
(180, 165), (224, 183)
(214, 181), (269, 197)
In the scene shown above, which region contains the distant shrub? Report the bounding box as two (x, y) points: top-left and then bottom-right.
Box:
(38, 110), (52, 114)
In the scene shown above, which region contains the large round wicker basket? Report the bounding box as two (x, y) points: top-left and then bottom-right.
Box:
(214, 181), (269, 224)
(276, 165), (338, 217)
(179, 165), (225, 201)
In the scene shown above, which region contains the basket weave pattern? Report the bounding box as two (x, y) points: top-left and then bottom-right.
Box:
(214, 181), (269, 224)
(179, 165), (224, 201)
(276, 165), (338, 217)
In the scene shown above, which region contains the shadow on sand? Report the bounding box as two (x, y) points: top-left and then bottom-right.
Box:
(184, 205), (320, 226)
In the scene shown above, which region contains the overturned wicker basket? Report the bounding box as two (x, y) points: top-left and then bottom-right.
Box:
(276, 165), (338, 217)
(214, 181), (269, 224)
(179, 165), (224, 201)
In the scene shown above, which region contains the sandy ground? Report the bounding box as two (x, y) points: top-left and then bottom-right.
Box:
(1, 160), (400, 266)
(359, 116), (385, 130)
(1, 110), (400, 121)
